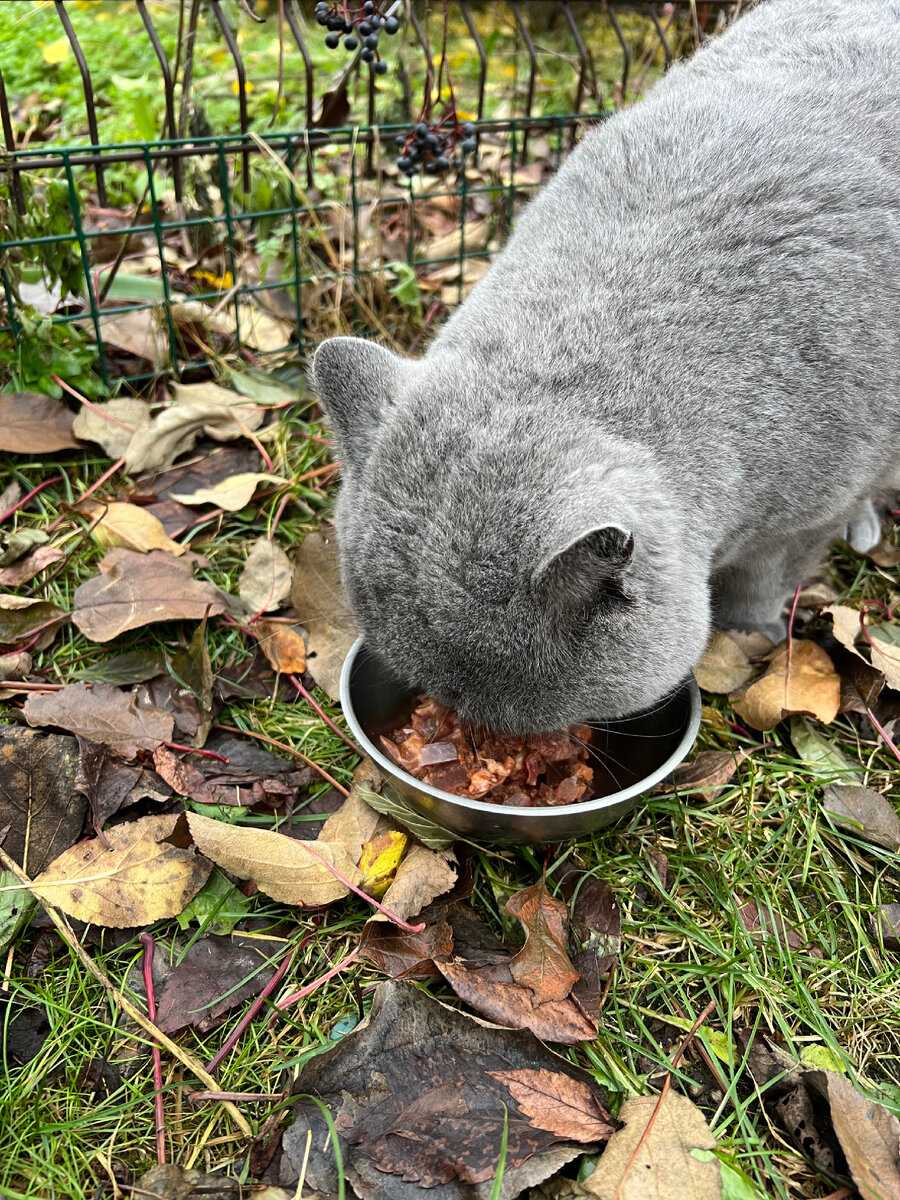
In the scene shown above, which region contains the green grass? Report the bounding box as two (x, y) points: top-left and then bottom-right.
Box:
(2, 387), (898, 1198)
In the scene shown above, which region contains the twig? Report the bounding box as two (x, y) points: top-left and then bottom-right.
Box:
(139, 933), (167, 1164)
(51, 376), (136, 432)
(0, 846), (252, 1139)
(866, 707), (900, 768)
(613, 1000), (717, 1199)
(289, 675), (363, 756)
(273, 948), (360, 1017)
(206, 941), (301, 1075)
(0, 476), (63, 524)
(189, 1090), (286, 1103)
(213, 723), (349, 796)
(165, 742), (230, 764)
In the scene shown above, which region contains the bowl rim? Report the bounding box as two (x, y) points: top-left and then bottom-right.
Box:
(339, 637), (702, 820)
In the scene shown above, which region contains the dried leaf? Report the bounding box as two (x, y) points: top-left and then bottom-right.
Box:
(238, 538), (293, 614)
(670, 748), (750, 797)
(76, 738), (143, 833)
(89, 501), (185, 556)
(154, 933), (277, 1034)
(733, 640), (841, 731)
(23, 682), (174, 757)
(359, 917), (454, 979)
(72, 648), (169, 686)
(0, 528), (47, 567)
(255, 619), (307, 674)
(123, 383), (268, 474)
(31, 813), (211, 927)
(72, 548), (227, 642)
(693, 631), (754, 694)
(71, 398), (151, 459)
(580, 1092), (720, 1199)
(0, 392), (81, 452)
(869, 624), (900, 691)
(803, 1071), (900, 1200)
(376, 844), (458, 923)
(0, 596), (67, 650)
(488, 1069), (617, 1143)
(871, 904), (900, 952)
(0, 727), (85, 876)
(823, 784), (900, 851)
(320, 786), (381, 863)
(171, 471), (286, 512)
(280, 981), (612, 1196)
(186, 812), (362, 907)
(290, 529), (358, 700)
(355, 781), (456, 850)
(737, 897), (821, 956)
(506, 883), (579, 1005)
(0, 546), (66, 588)
(172, 619), (215, 748)
(824, 604), (863, 655)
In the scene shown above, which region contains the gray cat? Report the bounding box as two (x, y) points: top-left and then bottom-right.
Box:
(312, 0), (900, 733)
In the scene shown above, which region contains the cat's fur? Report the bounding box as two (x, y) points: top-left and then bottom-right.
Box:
(312, 0), (900, 733)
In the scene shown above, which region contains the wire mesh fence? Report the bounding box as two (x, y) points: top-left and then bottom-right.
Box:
(0, 1), (746, 393)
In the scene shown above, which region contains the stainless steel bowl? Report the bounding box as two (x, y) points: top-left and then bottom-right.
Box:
(339, 638), (701, 845)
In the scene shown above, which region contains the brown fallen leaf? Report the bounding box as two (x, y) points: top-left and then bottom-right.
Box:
(76, 738), (142, 834)
(813, 1071), (900, 1200)
(693, 630), (754, 694)
(123, 382), (269, 474)
(579, 1092), (721, 1199)
(670, 748), (751, 797)
(0, 596), (68, 651)
(824, 604), (863, 655)
(375, 843), (458, 923)
(255, 619), (307, 674)
(359, 917), (455, 979)
(506, 883), (579, 1005)
(153, 933), (277, 1034)
(71, 398), (151, 460)
(23, 682), (174, 757)
(290, 528), (358, 700)
(822, 783), (900, 851)
(280, 980), (611, 1195)
(0, 392), (81, 453)
(871, 904), (900, 952)
(238, 538), (293, 614)
(560, 873), (621, 1025)
(0, 727), (85, 876)
(171, 471), (286, 513)
(186, 812), (362, 907)
(489, 1068), (617, 1143)
(87, 501), (185, 556)
(0, 546), (66, 588)
(31, 813), (211, 927)
(868, 624), (900, 691)
(737, 897), (821, 958)
(733, 640), (841, 731)
(72, 548), (228, 642)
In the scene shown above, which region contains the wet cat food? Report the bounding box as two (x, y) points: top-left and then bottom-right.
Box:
(381, 696), (594, 807)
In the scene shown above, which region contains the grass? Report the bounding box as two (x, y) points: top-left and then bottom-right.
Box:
(1, 385), (899, 1198)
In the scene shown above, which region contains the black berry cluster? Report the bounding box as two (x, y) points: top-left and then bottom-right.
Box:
(395, 120), (477, 177)
(314, 1), (399, 74)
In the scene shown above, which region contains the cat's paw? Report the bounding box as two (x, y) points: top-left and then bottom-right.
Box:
(845, 500), (881, 553)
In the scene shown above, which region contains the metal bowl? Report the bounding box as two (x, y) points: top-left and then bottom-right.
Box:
(339, 638), (701, 845)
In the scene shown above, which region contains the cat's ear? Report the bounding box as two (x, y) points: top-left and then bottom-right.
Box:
(534, 524), (634, 611)
(311, 337), (403, 468)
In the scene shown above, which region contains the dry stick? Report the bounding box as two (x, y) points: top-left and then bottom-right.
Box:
(613, 1000), (717, 1200)
(213, 723), (349, 796)
(0, 476), (63, 524)
(0, 847), (252, 1139)
(139, 933), (167, 1165)
(205, 940), (302, 1075)
(165, 742), (230, 765)
(289, 674), (363, 756)
(190, 1090), (285, 1104)
(51, 375), (136, 433)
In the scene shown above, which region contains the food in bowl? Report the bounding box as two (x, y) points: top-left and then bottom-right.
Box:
(380, 695), (595, 807)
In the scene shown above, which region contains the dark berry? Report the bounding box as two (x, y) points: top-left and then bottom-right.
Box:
(462, 121), (476, 135)
(361, 46), (375, 62)
(364, 33), (378, 49)
(424, 162), (439, 175)
(461, 137), (477, 153)
(343, 19), (353, 32)
(316, 11), (329, 24)
(358, 20), (372, 34)
(395, 133), (406, 145)
(425, 133), (440, 150)
(344, 35), (357, 49)
(433, 155), (449, 171)
(384, 15), (399, 33)
(363, 0), (375, 11)
(369, 15), (381, 29)
(373, 59), (388, 74)
(325, 31), (340, 47)
(397, 156), (410, 170)
(415, 122), (429, 139)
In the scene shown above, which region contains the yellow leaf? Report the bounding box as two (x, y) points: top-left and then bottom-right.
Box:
(31, 814), (211, 928)
(42, 37), (71, 65)
(89, 501), (186, 556)
(733, 640), (841, 731)
(358, 830), (408, 899)
(170, 472), (286, 513)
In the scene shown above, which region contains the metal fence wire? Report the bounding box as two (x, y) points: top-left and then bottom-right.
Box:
(0, 1), (746, 392)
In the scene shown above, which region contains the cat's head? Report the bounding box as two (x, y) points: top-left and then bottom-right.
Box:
(312, 336), (711, 732)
